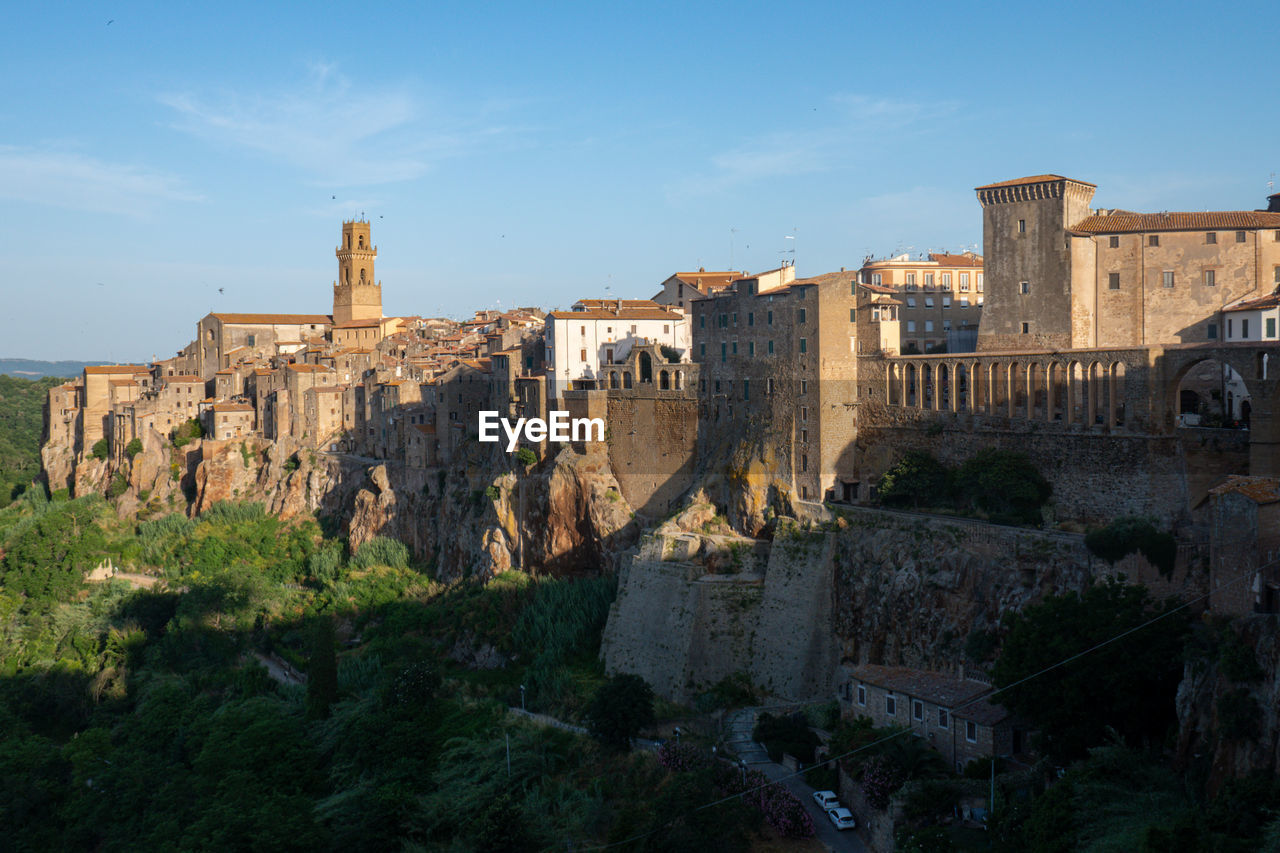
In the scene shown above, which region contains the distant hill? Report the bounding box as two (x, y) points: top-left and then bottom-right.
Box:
(0, 358), (102, 378)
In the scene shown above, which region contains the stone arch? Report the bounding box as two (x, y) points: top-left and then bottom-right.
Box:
(1026, 362), (1041, 419)
(1110, 362), (1127, 428)
(639, 351), (653, 383)
(675, 370), (684, 390)
(659, 369), (670, 390)
(609, 371), (620, 389)
(623, 371), (633, 389)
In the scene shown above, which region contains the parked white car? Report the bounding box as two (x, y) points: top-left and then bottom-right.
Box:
(827, 807), (856, 830)
(812, 790), (840, 810)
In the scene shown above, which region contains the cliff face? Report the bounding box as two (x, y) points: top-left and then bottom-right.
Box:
(1176, 617), (1280, 795)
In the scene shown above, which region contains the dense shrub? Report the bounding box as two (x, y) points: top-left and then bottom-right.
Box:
(200, 501), (266, 525)
(124, 438), (143, 459)
(752, 712), (820, 764)
(953, 448), (1050, 524)
(1085, 516), (1177, 576)
(91, 438), (109, 460)
(585, 673), (654, 751)
(350, 536), (410, 570)
(878, 451), (949, 509)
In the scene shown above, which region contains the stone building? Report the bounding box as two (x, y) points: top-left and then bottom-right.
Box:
(842, 664), (1019, 772)
(333, 219), (382, 326)
(858, 253), (984, 354)
(1207, 476), (1280, 616)
(651, 268), (747, 313)
(975, 174), (1280, 351)
(81, 365), (152, 446)
(206, 403), (254, 440)
(692, 266), (872, 502)
(544, 299), (689, 402)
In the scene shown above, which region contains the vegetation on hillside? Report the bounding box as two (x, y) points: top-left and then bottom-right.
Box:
(0, 492), (801, 849)
(0, 375), (59, 506)
(878, 448), (1051, 525)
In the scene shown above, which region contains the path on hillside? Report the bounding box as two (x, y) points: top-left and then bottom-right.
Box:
(252, 652), (306, 686)
(506, 707), (662, 751)
(724, 708), (866, 853)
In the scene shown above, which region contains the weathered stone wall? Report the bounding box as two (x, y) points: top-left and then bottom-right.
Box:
(605, 391), (698, 519)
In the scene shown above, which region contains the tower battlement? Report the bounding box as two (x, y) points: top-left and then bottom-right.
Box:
(333, 221), (382, 325)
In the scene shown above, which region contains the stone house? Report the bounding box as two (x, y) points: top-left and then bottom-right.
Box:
(842, 664), (1020, 772)
(651, 268), (747, 313)
(544, 299), (689, 402)
(858, 252), (984, 354)
(1207, 476), (1280, 616)
(206, 403), (254, 441)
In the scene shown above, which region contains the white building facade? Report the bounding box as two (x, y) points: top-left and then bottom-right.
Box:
(545, 299), (690, 401)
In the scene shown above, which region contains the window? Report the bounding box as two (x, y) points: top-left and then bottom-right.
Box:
(580, 348), (587, 361)
(731, 340), (738, 355)
(966, 720), (977, 743)
(1109, 272), (1120, 290)
(767, 310), (774, 326)
(663, 324), (670, 333)
(1269, 318), (1276, 338)
(925, 273), (935, 288)
(977, 274), (984, 292)
(1204, 269), (1216, 287)
(743, 379), (749, 401)
(938, 708), (950, 729)
(801, 405), (808, 422)
(749, 341), (755, 356)
(1109, 235), (1119, 248)
(1020, 281), (1030, 294)
(850, 308), (856, 322)
(925, 297), (935, 308)
(1207, 323), (1218, 340)
(748, 312), (754, 327)
(906, 320), (916, 333)
(873, 273), (882, 286)
(699, 315), (705, 328)
(906, 273), (916, 285)
(913, 700), (924, 722)
(857, 684), (866, 706)
(700, 343), (706, 357)
(943, 319), (952, 331)
(800, 428), (808, 443)
(800, 380), (808, 395)
(959, 273), (969, 289)
(1163, 271), (1175, 288)
(943, 297), (952, 308)
(580, 325), (586, 335)
(924, 320), (934, 332)
(1243, 318), (1250, 338)
(1228, 318), (1234, 338)
(798, 308), (807, 324)
(1206, 231), (1217, 244)
(1018, 219), (1026, 233)
(886, 693), (897, 716)
(799, 338), (807, 354)
(768, 340), (775, 355)
(767, 377), (775, 394)
(1149, 235), (1160, 247)
(801, 454), (808, 472)
(907, 297), (917, 308)
(959, 298), (970, 307)
(1021, 322), (1030, 334)
(941, 273), (952, 288)
(1237, 230), (1247, 243)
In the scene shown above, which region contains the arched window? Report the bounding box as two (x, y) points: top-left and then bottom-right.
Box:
(639, 352), (653, 383)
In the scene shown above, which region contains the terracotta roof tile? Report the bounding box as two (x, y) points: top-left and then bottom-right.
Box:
(85, 364), (149, 375)
(1208, 475), (1280, 504)
(1072, 211), (1280, 234)
(975, 174), (1095, 190)
(1224, 293), (1280, 312)
(211, 403), (253, 413)
(928, 252), (984, 268)
(211, 313), (332, 325)
(850, 665), (1002, 717)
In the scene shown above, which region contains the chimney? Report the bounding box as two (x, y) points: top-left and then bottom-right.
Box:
(1268, 193), (1280, 213)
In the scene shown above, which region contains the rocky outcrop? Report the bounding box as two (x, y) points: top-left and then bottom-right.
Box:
(1176, 617), (1280, 795)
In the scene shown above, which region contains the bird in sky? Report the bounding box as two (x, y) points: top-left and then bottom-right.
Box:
(107, 19), (114, 25)
(218, 287), (224, 295)
(96, 282), (105, 287)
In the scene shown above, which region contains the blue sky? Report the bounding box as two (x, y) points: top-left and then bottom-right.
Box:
(4, 1), (1278, 361)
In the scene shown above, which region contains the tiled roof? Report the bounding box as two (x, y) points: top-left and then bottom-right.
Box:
(85, 364), (149, 375)
(210, 313), (332, 325)
(1208, 475), (1280, 505)
(850, 664), (996, 709)
(286, 363), (333, 373)
(860, 282), (897, 294)
(975, 174), (1094, 190)
(212, 403), (253, 413)
(954, 696), (1010, 727)
(929, 252), (984, 268)
(1223, 293), (1280, 312)
(574, 298), (666, 310)
(549, 306), (683, 321)
(1071, 211), (1280, 234)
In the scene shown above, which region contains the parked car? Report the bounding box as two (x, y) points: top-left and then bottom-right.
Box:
(812, 790), (840, 810)
(827, 807), (856, 830)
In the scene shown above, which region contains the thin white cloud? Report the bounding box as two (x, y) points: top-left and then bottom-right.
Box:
(159, 64), (508, 186)
(673, 93), (962, 197)
(0, 146), (201, 216)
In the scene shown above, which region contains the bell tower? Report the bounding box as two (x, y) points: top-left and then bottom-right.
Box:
(333, 219), (382, 325)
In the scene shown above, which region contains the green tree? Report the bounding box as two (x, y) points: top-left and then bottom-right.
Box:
(954, 448), (1050, 524)
(585, 673), (655, 751)
(991, 580), (1189, 761)
(124, 438), (143, 459)
(306, 616), (339, 719)
(878, 451), (949, 509)
(90, 438), (109, 460)
(1085, 517), (1177, 576)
